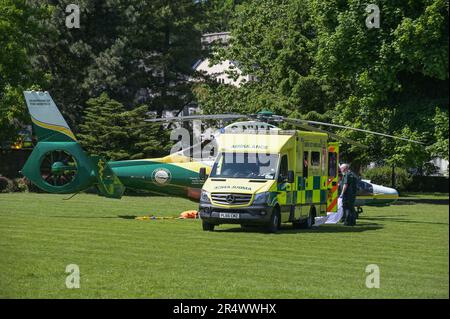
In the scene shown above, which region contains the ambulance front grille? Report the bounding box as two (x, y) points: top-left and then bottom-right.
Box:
(211, 193), (252, 205)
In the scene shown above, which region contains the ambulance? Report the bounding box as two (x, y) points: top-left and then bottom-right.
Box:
(198, 129), (340, 232)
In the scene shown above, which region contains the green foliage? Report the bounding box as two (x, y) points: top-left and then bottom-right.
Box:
(13, 177), (29, 193)
(78, 93), (171, 161)
(0, 176), (18, 193)
(207, 0), (320, 115)
(1, 0), (448, 171)
(428, 107), (449, 161)
(203, 0), (449, 171)
(32, 0), (204, 133)
(362, 166), (412, 191)
(0, 0), (50, 142)
(198, 0), (240, 32)
(311, 0), (449, 168)
(125, 105), (173, 160)
(0, 86), (26, 143)
(0, 177), (11, 192)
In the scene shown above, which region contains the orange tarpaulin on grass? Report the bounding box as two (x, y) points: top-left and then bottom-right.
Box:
(179, 210), (198, 219)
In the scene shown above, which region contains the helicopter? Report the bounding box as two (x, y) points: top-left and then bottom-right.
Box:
(20, 91), (421, 214)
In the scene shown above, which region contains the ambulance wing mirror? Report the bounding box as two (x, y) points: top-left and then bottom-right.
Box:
(199, 167), (207, 181)
(287, 171), (295, 183)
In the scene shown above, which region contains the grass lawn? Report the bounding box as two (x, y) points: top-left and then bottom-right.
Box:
(0, 193), (448, 298)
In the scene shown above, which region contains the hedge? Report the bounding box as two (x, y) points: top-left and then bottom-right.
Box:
(362, 166), (449, 193)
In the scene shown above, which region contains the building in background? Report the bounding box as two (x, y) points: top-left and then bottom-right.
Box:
(431, 158), (449, 177)
(194, 32), (255, 87)
(156, 32), (255, 130)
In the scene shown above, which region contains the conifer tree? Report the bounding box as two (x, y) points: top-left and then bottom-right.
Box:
(78, 93), (171, 160)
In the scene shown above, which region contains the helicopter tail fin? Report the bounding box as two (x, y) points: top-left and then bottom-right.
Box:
(23, 91), (77, 142)
(21, 91), (124, 199)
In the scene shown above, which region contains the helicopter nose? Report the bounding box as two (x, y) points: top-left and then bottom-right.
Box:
(387, 187), (399, 201)
(389, 188), (399, 196)
(373, 184), (399, 203)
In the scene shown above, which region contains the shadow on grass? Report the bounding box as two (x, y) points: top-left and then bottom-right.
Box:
(401, 192), (449, 198)
(396, 198), (449, 205)
(360, 216), (448, 226)
(47, 215), (118, 219)
(47, 215), (182, 220)
(47, 215), (138, 219)
(215, 223), (383, 234)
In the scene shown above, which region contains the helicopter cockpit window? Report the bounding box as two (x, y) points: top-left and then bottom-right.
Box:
(211, 152), (279, 180)
(358, 180), (373, 196)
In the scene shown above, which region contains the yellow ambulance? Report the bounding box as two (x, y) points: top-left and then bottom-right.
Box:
(198, 129), (340, 232)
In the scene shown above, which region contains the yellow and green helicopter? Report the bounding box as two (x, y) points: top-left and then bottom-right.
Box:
(21, 91), (421, 212)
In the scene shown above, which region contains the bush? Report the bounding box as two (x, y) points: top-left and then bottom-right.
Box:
(27, 179), (43, 193)
(0, 176), (9, 192)
(362, 166), (413, 192)
(14, 177), (29, 193)
(0, 176), (15, 193)
(406, 176), (449, 193)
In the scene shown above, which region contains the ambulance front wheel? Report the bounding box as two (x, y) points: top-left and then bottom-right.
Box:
(202, 221), (215, 231)
(266, 207), (281, 233)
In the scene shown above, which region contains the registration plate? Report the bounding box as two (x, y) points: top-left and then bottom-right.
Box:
(219, 213), (240, 219)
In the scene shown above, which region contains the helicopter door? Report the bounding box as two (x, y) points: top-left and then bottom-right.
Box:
(327, 143), (339, 212)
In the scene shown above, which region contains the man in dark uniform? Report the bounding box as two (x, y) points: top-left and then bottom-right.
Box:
(339, 164), (358, 226)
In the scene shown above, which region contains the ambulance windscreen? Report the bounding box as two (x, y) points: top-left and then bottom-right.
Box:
(210, 152), (279, 180)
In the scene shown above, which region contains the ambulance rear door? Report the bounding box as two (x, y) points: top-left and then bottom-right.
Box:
(327, 143), (339, 212)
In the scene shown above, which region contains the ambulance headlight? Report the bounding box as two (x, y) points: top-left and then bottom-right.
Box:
(253, 192), (270, 205)
(200, 190), (211, 203)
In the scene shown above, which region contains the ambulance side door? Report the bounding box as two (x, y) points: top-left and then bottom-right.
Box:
(277, 153), (295, 222)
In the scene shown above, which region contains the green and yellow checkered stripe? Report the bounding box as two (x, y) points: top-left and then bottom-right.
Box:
(296, 176), (327, 205)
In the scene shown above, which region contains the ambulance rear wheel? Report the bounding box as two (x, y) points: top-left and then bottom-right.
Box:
(303, 208), (316, 229)
(292, 221), (301, 229)
(202, 221), (215, 231)
(307, 212), (314, 228)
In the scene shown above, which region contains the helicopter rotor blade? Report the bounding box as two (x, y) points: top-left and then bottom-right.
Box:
(144, 114), (249, 123)
(283, 118), (424, 145)
(287, 121), (369, 149)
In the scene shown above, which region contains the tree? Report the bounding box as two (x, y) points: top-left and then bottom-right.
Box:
(212, 0), (321, 115)
(199, 0), (448, 172)
(0, 0), (49, 142)
(34, 0), (205, 130)
(198, 0), (241, 33)
(428, 107), (449, 161)
(78, 93), (171, 161)
(122, 0), (204, 117)
(311, 0), (449, 170)
(196, 0), (333, 137)
(33, 0), (130, 131)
